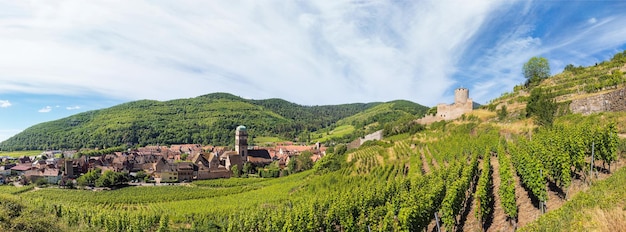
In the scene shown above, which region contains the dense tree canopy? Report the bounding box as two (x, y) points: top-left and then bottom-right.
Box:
(523, 56), (551, 87)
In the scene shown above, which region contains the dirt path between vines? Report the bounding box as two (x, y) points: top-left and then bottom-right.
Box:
(486, 154), (511, 232)
(457, 161), (480, 232)
(513, 172), (541, 228)
(420, 147), (431, 174)
(425, 146), (441, 169)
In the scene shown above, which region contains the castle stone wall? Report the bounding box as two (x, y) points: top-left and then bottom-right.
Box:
(360, 130), (383, 145)
(347, 130), (384, 150)
(415, 88), (473, 125)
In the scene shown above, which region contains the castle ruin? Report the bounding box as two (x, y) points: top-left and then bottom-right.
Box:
(417, 87), (473, 124)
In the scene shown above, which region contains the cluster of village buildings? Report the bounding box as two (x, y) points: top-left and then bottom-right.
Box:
(0, 126), (326, 185)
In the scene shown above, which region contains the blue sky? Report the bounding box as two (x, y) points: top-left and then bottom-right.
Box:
(2, 1), (626, 142)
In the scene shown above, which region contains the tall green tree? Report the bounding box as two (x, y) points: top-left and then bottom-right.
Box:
(295, 151), (314, 172)
(526, 88), (556, 127)
(523, 57), (551, 87)
(497, 105), (508, 121)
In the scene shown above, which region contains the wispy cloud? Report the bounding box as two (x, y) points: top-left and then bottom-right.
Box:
(38, 106), (52, 113)
(456, 1), (626, 104)
(0, 100), (11, 108)
(66, 106), (80, 110)
(0, 1), (625, 107)
(0, 1), (519, 106)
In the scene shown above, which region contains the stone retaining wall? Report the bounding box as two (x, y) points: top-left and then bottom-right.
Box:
(570, 88), (626, 115)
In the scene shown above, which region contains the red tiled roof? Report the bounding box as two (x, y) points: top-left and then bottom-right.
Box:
(275, 145), (315, 153)
(11, 164), (33, 171)
(43, 168), (60, 177)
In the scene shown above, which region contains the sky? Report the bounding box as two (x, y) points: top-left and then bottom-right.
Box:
(2, 0), (626, 142)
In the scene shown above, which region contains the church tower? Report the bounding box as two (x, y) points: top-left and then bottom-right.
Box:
(235, 125), (248, 161)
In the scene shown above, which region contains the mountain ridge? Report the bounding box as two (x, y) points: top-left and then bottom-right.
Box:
(0, 93), (428, 151)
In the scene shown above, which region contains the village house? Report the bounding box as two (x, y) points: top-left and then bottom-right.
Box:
(191, 153), (231, 180)
(152, 158), (178, 183)
(0, 165), (13, 177)
(23, 168), (61, 184)
(221, 151), (243, 171)
(18, 156), (31, 164)
(1, 126), (326, 186)
(11, 163), (34, 176)
(170, 144), (203, 158)
(177, 162), (194, 182)
(247, 149), (273, 166)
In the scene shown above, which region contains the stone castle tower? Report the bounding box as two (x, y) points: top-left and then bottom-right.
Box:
(415, 87), (474, 124)
(235, 125), (248, 161)
(436, 87), (473, 120)
(454, 87), (469, 104)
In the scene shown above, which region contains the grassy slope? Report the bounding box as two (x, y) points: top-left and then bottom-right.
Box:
(0, 150), (42, 158)
(336, 100), (428, 126)
(309, 100), (428, 143)
(310, 125), (356, 143)
(252, 136), (284, 144)
(487, 51), (626, 117)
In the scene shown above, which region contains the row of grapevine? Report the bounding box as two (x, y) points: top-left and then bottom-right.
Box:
(509, 139), (547, 204)
(440, 152), (479, 231)
(475, 153), (493, 227)
(423, 146), (436, 171)
(590, 122), (619, 171)
(510, 122), (618, 203)
(497, 145), (518, 222)
(532, 126), (574, 188)
(398, 170), (447, 231)
(393, 141), (423, 177)
(349, 146), (384, 174)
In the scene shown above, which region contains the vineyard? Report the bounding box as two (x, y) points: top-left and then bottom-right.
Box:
(0, 115), (625, 231)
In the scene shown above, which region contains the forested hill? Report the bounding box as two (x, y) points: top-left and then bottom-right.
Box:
(0, 93), (427, 151)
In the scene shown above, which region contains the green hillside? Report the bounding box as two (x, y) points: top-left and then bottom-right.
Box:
(486, 50), (626, 117)
(0, 93), (427, 151)
(310, 100), (428, 143)
(336, 100), (428, 127)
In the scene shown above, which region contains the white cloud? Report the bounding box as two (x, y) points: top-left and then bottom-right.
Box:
(0, 100), (11, 108)
(1, 1), (624, 108)
(38, 106), (52, 113)
(0, 1), (515, 106)
(457, 4), (626, 104)
(66, 106), (81, 110)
